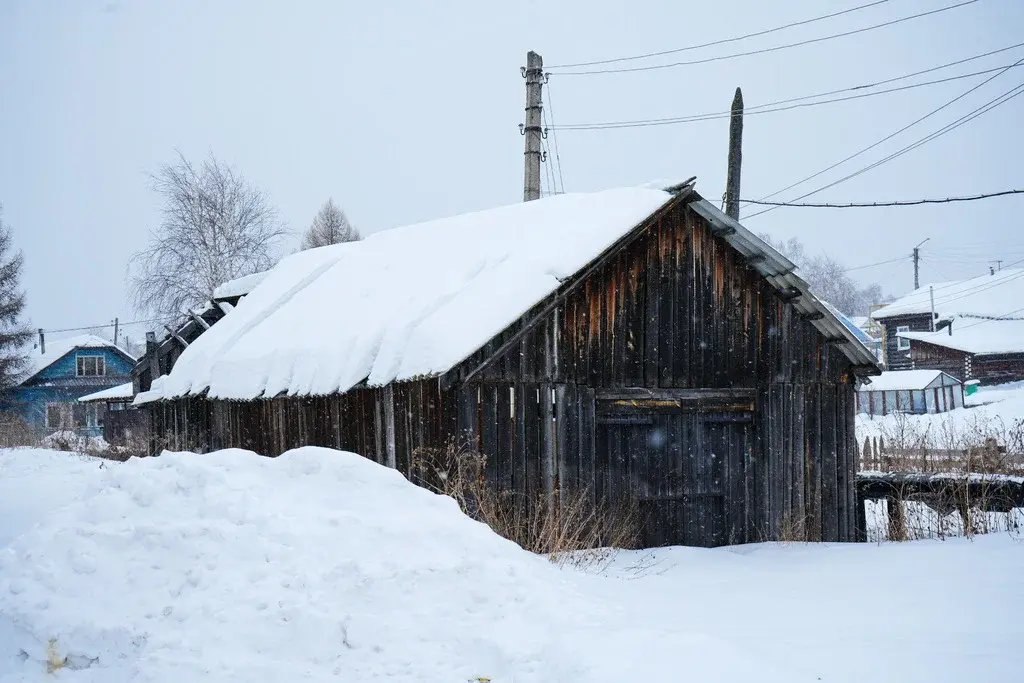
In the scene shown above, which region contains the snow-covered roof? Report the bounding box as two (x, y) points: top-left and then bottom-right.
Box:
(78, 382), (134, 403)
(899, 318), (1024, 356)
(161, 187), (672, 399)
(24, 334), (131, 382)
(213, 270), (270, 300)
(873, 269), (1024, 321)
(859, 369), (959, 392)
(133, 375), (166, 406)
(155, 185), (878, 401)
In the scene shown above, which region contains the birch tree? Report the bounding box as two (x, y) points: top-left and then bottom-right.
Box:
(758, 233), (888, 316)
(129, 153), (287, 320)
(300, 198), (360, 250)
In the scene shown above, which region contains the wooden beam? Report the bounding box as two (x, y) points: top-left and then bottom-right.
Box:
(165, 325), (189, 349)
(596, 387), (756, 401)
(186, 308), (211, 330)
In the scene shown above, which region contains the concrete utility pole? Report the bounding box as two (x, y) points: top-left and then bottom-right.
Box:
(724, 87), (744, 220)
(912, 237), (930, 290)
(522, 51), (544, 202)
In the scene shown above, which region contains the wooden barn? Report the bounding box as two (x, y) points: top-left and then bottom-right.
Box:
(139, 182), (879, 547)
(133, 271), (267, 396)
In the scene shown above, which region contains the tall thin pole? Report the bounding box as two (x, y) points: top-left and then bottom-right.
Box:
(912, 237), (930, 290)
(724, 87), (744, 220)
(913, 247), (920, 289)
(929, 286), (936, 332)
(522, 51), (544, 202)
(113, 317), (119, 347)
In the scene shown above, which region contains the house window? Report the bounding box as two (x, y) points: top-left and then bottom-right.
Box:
(72, 404), (87, 428)
(76, 355), (105, 377)
(45, 403), (65, 429)
(896, 326), (911, 351)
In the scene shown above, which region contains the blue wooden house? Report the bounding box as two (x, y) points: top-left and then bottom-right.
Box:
(9, 334), (136, 437)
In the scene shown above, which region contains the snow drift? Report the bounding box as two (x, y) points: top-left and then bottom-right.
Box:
(0, 447), (597, 682)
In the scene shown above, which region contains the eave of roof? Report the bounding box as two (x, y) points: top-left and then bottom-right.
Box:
(687, 196), (880, 374)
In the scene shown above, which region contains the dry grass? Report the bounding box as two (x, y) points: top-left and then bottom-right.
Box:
(860, 410), (1024, 476)
(412, 439), (639, 569)
(860, 411), (1024, 542)
(0, 416), (39, 448)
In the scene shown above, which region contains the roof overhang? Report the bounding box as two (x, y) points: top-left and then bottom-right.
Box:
(687, 196), (881, 375)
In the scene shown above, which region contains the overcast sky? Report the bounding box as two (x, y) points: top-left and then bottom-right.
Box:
(2, 0), (1022, 345)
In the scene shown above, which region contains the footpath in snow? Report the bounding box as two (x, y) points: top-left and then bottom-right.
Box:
(1, 447), (1023, 682)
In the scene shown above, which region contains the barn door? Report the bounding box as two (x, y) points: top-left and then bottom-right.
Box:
(595, 391), (753, 548)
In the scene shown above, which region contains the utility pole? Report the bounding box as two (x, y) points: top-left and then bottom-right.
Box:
(113, 317), (119, 347)
(724, 87), (744, 220)
(912, 237), (930, 290)
(990, 259), (1003, 272)
(929, 286), (936, 332)
(521, 51), (544, 202)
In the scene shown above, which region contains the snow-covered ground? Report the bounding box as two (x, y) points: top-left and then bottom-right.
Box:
(2, 447), (1022, 682)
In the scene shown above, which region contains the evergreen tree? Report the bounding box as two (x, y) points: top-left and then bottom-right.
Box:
(0, 204), (32, 391)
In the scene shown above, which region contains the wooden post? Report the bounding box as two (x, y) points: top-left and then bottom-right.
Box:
(724, 87), (744, 220)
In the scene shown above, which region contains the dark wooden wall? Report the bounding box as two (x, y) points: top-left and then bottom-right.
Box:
(909, 339), (1024, 386)
(150, 199), (863, 547)
(878, 314), (932, 370)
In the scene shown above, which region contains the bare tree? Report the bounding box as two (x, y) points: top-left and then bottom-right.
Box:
(759, 233), (889, 316)
(128, 152), (287, 320)
(0, 204), (33, 391)
(299, 198), (360, 250)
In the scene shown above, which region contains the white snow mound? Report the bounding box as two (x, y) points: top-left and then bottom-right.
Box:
(0, 447), (594, 682)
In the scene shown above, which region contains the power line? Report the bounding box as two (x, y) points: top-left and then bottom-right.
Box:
(541, 138), (555, 197)
(922, 260), (953, 281)
(745, 77), (1024, 219)
(42, 317), (164, 335)
(741, 189), (1024, 208)
(547, 0), (890, 69)
(745, 55), (1024, 209)
(543, 79), (566, 193)
(549, 1), (978, 76)
(553, 45), (1024, 130)
(553, 64), (1024, 130)
(844, 256), (908, 272)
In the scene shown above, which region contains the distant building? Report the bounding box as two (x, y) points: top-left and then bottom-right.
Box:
(7, 335), (135, 437)
(872, 269), (1024, 383)
(78, 382), (145, 446)
(898, 318), (1024, 386)
(857, 369), (964, 418)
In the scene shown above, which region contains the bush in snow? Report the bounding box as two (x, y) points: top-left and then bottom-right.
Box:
(412, 438), (639, 569)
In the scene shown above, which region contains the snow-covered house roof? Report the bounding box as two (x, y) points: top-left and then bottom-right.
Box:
(898, 319), (1024, 356)
(155, 185), (879, 401)
(78, 382), (134, 403)
(213, 270), (270, 301)
(859, 369), (960, 392)
(24, 334), (134, 383)
(133, 375), (166, 405)
(872, 269), (1024, 321)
